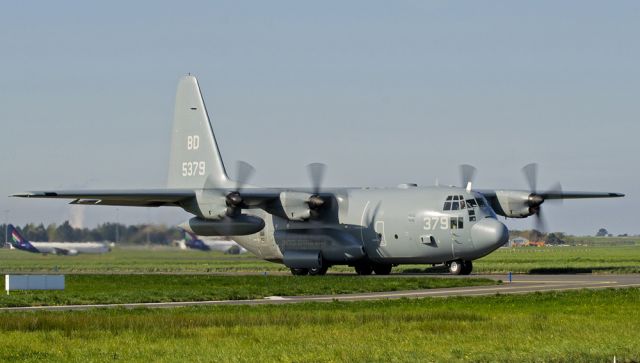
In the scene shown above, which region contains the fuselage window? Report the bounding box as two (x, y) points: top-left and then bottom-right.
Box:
(450, 217), (464, 229)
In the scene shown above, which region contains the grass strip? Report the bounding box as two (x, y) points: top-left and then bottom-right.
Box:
(0, 288), (638, 362)
(0, 274), (497, 307)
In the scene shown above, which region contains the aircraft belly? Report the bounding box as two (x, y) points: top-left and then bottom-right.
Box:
(273, 228), (365, 263)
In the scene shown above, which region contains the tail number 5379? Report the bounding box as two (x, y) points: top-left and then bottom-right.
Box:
(182, 161), (206, 176)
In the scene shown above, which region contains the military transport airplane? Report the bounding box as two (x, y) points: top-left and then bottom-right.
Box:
(7, 224), (110, 255)
(12, 75), (624, 275)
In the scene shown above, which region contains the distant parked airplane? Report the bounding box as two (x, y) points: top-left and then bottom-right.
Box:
(7, 224), (110, 255)
(180, 230), (247, 254)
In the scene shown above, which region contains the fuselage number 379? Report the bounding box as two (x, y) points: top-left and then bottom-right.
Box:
(424, 216), (448, 230)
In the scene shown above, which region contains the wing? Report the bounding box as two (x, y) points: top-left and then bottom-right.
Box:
(11, 189), (197, 207)
(10, 188), (283, 208)
(477, 190), (624, 200)
(476, 189), (624, 218)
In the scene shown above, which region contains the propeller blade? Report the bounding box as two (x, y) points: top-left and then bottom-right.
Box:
(544, 182), (564, 205)
(534, 208), (547, 234)
(522, 163), (538, 193)
(459, 164), (477, 189)
(235, 160), (255, 192)
(307, 163), (326, 195)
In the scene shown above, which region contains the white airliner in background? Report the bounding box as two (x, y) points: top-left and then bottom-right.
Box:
(7, 224), (110, 255)
(179, 230), (247, 254)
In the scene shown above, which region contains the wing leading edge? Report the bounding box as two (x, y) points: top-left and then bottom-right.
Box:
(10, 188), (283, 208)
(11, 189), (197, 207)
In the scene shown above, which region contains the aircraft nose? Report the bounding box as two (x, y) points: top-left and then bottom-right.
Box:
(471, 218), (508, 251)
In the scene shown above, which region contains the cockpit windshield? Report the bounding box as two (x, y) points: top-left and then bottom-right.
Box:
(442, 194), (489, 211)
(443, 195), (470, 211)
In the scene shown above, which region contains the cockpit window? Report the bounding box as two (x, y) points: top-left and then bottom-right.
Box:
(444, 195), (475, 211)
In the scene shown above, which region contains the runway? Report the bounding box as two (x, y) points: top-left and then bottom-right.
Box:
(2, 274), (639, 312)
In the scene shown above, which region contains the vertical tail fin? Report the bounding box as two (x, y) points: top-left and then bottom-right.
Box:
(7, 224), (39, 253)
(180, 229), (208, 250)
(184, 230), (198, 242)
(167, 75), (232, 189)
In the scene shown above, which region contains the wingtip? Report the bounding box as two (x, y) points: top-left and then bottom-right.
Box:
(10, 193), (30, 197)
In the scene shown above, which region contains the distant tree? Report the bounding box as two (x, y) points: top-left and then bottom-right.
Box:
(56, 221), (75, 241)
(529, 229), (545, 242)
(546, 232), (565, 245)
(22, 223), (48, 241)
(596, 228), (608, 237)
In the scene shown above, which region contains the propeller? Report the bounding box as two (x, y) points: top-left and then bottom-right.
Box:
(306, 163), (326, 211)
(225, 160), (255, 216)
(460, 164), (477, 190)
(521, 163), (562, 233)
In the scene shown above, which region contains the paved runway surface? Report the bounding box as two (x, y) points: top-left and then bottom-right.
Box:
(2, 274), (639, 312)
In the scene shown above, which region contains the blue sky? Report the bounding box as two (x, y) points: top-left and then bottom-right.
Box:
(1, 1), (637, 235)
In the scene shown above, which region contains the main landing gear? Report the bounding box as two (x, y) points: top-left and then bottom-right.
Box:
(290, 266), (330, 276)
(290, 256), (330, 276)
(354, 262), (393, 275)
(448, 260), (473, 275)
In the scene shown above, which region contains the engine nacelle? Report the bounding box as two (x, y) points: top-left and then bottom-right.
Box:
(179, 215), (265, 236)
(181, 190), (228, 220)
(492, 190), (537, 218)
(279, 191), (313, 221)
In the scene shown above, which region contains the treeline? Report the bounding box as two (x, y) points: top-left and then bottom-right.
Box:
(2, 222), (182, 245)
(508, 230), (568, 245)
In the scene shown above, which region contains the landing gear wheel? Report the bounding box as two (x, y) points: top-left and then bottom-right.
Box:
(448, 260), (463, 275)
(309, 266), (329, 276)
(354, 264), (373, 275)
(372, 263), (392, 275)
(290, 268), (309, 276)
(461, 260), (473, 275)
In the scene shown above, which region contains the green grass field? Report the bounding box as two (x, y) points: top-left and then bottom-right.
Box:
(0, 275), (497, 307)
(2, 245), (640, 274)
(469, 245), (640, 274)
(1, 288), (638, 362)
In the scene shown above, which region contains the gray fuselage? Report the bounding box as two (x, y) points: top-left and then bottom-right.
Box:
(234, 185), (508, 267)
